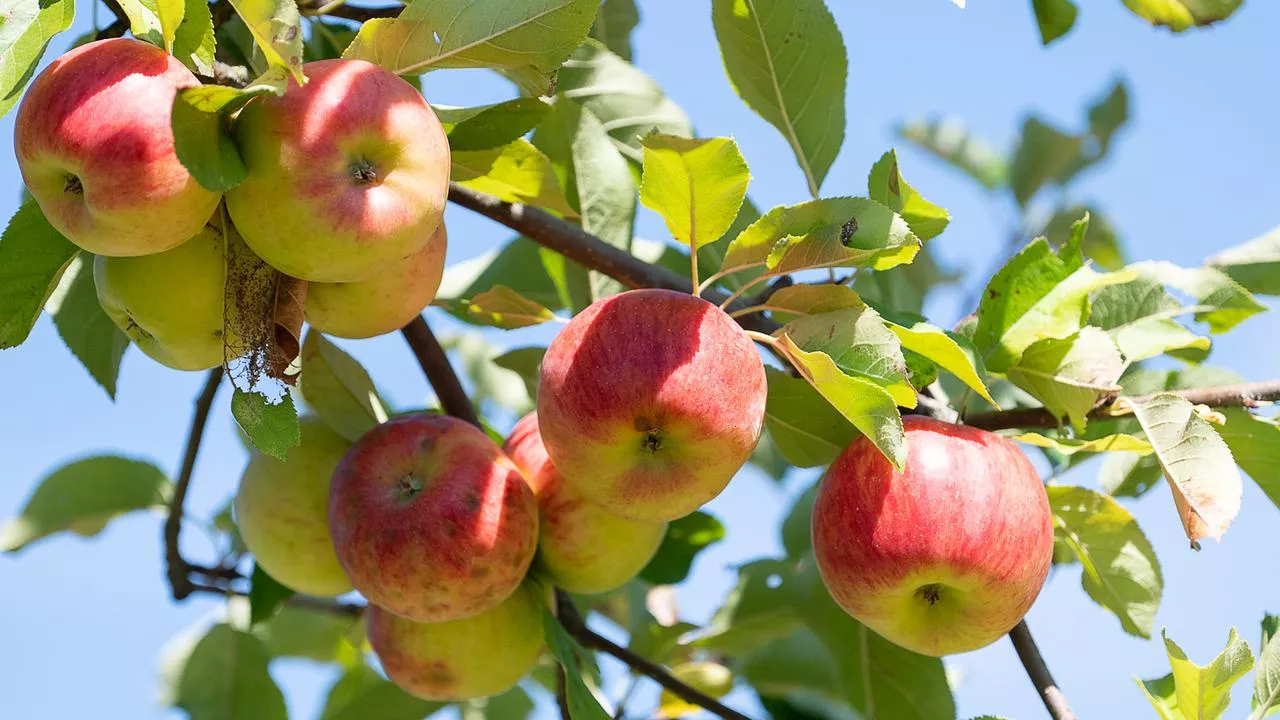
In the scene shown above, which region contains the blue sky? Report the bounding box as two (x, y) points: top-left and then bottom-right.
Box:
(3, 2), (1280, 719)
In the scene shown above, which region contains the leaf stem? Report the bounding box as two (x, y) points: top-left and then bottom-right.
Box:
(743, 330), (780, 349)
(718, 274), (772, 311)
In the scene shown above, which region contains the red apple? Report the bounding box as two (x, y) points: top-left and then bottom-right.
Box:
(504, 412), (667, 594)
(811, 415), (1054, 657)
(226, 58), (450, 282)
(537, 288), (767, 522)
(14, 38), (221, 256)
(328, 414), (538, 622)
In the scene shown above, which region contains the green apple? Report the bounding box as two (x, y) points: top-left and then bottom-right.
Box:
(368, 580), (548, 701)
(94, 223), (235, 371)
(234, 415), (353, 597)
(305, 224), (446, 339)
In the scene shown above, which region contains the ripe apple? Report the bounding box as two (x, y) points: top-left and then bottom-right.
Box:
(328, 414), (538, 622)
(811, 415), (1054, 657)
(226, 58), (450, 282)
(304, 224), (446, 339)
(234, 415), (353, 597)
(94, 222), (236, 371)
(14, 38), (221, 257)
(536, 288), (767, 522)
(504, 412), (667, 594)
(368, 580), (548, 701)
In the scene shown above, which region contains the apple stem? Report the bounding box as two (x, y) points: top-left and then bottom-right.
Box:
(1009, 621), (1077, 720)
(743, 330), (779, 349)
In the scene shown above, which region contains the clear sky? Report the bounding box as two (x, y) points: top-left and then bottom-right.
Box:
(3, 2), (1279, 719)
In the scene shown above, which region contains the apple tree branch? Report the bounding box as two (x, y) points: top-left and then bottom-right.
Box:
(164, 367), (224, 601)
(400, 314), (481, 428)
(1009, 621), (1076, 720)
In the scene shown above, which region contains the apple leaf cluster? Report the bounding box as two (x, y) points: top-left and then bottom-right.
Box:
(0, 0), (1277, 719)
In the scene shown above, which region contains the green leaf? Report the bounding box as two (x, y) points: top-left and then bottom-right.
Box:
(629, 620), (699, 666)
(973, 235), (1132, 372)
(539, 99), (635, 252)
(1032, 0), (1079, 44)
(443, 333), (533, 413)
(1122, 0), (1243, 31)
(764, 284), (864, 324)
(463, 284), (557, 329)
(1214, 409), (1280, 511)
(1124, 393), (1242, 548)
(721, 197), (920, 277)
(439, 98), (552, 153)
(659, 662), (735, 717)
(255, 605), (361, 663)
(776, 336), (906, 470)
(783, 306), (916, 408)
(452, 140), (578, 219)
(886, 320), (995, 406)
(172, 73), (292, 194)
(1207, 225), (1280, 296)
(321, 663), (445, 720)
(298, 330), (389, 443)
(896, 117), (1007, 190)
(344, 0), (597, 94)
(439, 237), (569, 312)
(854, 244), (961, 315)
(1129, 260), (1266, 333)
(712, 0), (846, 196)
(1162, 628), (1254, 720)
(1256, 614), (1280, 719)
(115, 0), (164, 45)
(696, 559), (806, 657)
(0, 456), (171, 552)
(738, 629), (846, 709)
(640, 511), (727, 585)
(226, 0), (304, 83)
(1009, 116), (1085, 206)
(698, 198), (765, 293)
(1090, 276), (1211, 363)
(1048, 485), (1162, 638)
(493, 346), (546, 401)
(589, 0), (638, 60)
(1013, 432), (1152, 455)
(542, 606), (612, 720)
(231, 388), (300, 461)
(156, 0), (185, 51)
(45, 254), (129, 399)
(0, 0), (75, 119)
(781, 483), (817, 559)
(172, 0), (216, 73)
(1006, 327), (1125, 432)
(172, 624), (288, 720)
(1042, 204), (1126, 271)
(763, 368), (856, 468)
(1137, 673), (1181, 720)
(639, 135), (750, 254)
(1088, 79), (1130, 156)
(749, 429), (790, 483)
(0, 201), (78, 348)
(462, 686), (535, 720)
(247, 564), (294, 627)
(867, 149), (949, 241)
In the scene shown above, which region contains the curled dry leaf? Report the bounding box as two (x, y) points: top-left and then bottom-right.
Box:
(223, 216), (307, 388)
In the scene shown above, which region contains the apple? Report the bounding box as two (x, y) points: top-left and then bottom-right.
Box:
(536, 288), (766, 522)
(14, 38), (221, 257)
(226, 58), (450, 283)
(304, 224), (447, 339)
(811, 415), (1054, 657)
(504, 412), (667, 594)
(328, 413), (538, 622)
(234, 415), (353, 597)
(94, 222), (237, 371)
(368, 580), (548, 701)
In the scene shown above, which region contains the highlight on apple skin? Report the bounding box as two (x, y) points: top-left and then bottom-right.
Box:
(94, 222), (236, 371)
(536, 288), (768, 523)
(327, 413), (539, 623)
(504, 411), (668, 594)
(234, 415), (353, 597)
(227, 58), (451, 283)
(305, 224), (448, 339)
(367, 579), (548, 701)
(811, 415), (1054, 657)
(14, 38), (221, 257)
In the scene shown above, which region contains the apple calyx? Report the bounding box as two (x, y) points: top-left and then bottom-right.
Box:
(349, 158), (379, 185)
(63, 174), (83, 196)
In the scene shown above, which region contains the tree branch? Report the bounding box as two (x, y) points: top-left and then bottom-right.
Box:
(965, 379), (1280, 431)
(1009, 621), (1076, 720)
(400, 314), (481, 428)
(97, 0), (130, 39)
(556, 593), (753, 720)
(555, 664), (572, 720)
(164, 368), (223, 601)
(298, 1), (401, 21)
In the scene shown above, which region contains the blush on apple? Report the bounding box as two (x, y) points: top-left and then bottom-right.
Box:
(811, 415), (1054, 657)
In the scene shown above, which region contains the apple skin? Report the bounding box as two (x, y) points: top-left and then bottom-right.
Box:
(504, 412), (667, 594)
(537, 288), (767, 523)
(94, 222), (235, 371)
(14, 38), (221, 257)
(226, 58), (450, 282)
(304, 224), (446, 339)
(234, 415), (353, 597)
(328, 414), (538, 622)
(367, 580), (548, 701)
(811, 415), (1054, 657)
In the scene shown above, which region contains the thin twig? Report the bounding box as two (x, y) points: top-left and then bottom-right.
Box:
(1009, 621), (1076, 720)
(966, 379), (1280, 431)
(164, 369), (223, 601)
(299, 1), (400, 21)
(400, 314), (481, 428)
(555, 664), (572, 720)
(97, 0), (130, 38)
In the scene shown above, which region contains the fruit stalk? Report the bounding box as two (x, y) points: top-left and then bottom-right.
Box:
(1009, 621), (1077, 720)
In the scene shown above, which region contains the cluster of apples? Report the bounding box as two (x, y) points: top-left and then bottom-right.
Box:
(15, 38), (451, 370)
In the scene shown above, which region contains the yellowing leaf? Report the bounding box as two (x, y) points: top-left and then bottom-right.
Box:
(639, 135), (750, 253)
(1013, 432), (1152, 455)
(465, 285), (556, 329)
(782, 306), (916, 408)
(887, 320), (995, 406)
(867, 149), (949, 241)
(157, 0), (185, 51)
(452, 140), (578, 219)
(1006, 327), (1125, 433)
(1162, 628), (1254, 720)
(764, 284), (864, 324)
(658, 662), (734, 717)
(226, 0), (305, 83)
(1123, 393), (1243, 547)
(1123, 0), (1242, 32)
